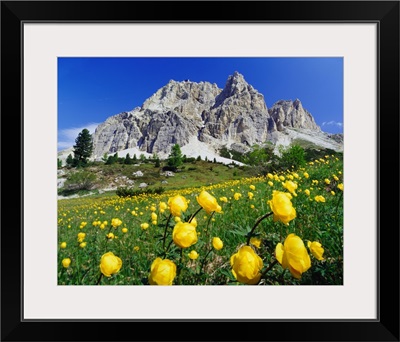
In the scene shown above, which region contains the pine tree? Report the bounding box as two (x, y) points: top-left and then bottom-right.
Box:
(73, 128), (93, 166)
(167, 144), (183, 168)
(66, 153), (74, 167)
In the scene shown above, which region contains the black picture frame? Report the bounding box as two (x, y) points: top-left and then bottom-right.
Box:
(1, 1), (399, 341)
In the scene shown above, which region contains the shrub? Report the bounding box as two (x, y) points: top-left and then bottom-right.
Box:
(64, 171), (97, 191)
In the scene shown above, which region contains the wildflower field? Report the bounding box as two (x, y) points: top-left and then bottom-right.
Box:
(58, 155), (343, 285)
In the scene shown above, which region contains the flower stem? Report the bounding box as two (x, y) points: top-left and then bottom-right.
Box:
(200, 247), (213, 272)
(260, 259), (278, 279)
(246, 212), (273, 245)
(188, 206), (203, 223)
(96, 273), (103, 285)
(162, 213), (172, 250)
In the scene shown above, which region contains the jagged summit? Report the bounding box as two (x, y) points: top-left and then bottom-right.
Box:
(82, 71), (340, 161)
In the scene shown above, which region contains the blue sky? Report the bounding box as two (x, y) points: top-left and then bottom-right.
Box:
(58, 57), (343, 150)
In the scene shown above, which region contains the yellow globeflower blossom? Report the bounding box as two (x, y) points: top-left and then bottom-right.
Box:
(150, 206), (156, 212)
(60, 242), (67, 249)
(268, 181), (273, 187)
(303, 172), (309, 179)
(267, 173), (274, 180)
(172, 222), (198, 248)
(106, 232), (115, 239)
(324, 178), (331, 185)
(230, 245), (263, 285)
(233, 193), (242, 200)
(121, 228), (128, 233)
(151, 212), (157, 221)
(314, 195), (326, 203)
(307, 241), (325, 260)
(77, 232), (86, 243)
(212, 237), (223, 250)
(168, 195), (188, 217)
(333, 175), (339, 181)
(250, 237), (262, 249)
(62, 258), (71, 268)
(79, 242), (87, 248)
(248, 192), (254, 200)
(111, 218), (122, 228)
(219, 196), (228, 203)
(100, 252), (122, 277)
(149, 258), (177, 285)
(331, 191), (335, 196)
(304, 189), (310, 196)
(249, 184), (256, 191)
(196, 190), (222, 214)
(174, 216), (181, 223)
(133, 246), (140, 252)
(189, 217), (198, 228)
(140, 223), (149, 230)
(337, 183), (344, 191)
(275, 233), (311, 279)
(188, 250), (199, 260)
(268, 191), (296, 225)
(283, 180), (298, 196)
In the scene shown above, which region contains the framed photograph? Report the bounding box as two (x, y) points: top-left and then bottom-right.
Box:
(2, 1), (399, 341)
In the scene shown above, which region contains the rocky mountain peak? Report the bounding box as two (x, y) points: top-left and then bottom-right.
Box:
(269, 99), (321, 131)
(88, 71), (333, 160)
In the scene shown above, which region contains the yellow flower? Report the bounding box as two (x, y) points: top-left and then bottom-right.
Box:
(196, 190), (222, 214)
(100, 252), (122, 277)
(304, 189), (310, 196)
(230, 246), (263, 285)
(283, 180), (298, 196)
(279, 175), (285, 181)
(303, 172), (309, 179)
(133, 246), (140, 252)
(250, 204), (255, 209)
(233, 193), (242, 200)
(140, 223), (149, 230)
(188, 250), (199, 260)
(268, 191), (296, 225)
(189, 217), (197, 228)
(60, 242), (67, 249)
(250, 237), (261, 249)
(307, 241), (325, 260)
(248, 192), (254, 200)
(111, 218), (122, 228)
(249, 185), (256, 191)
(212, 237), (223, 250)
(174, 216), (181, 223)
(172, 222), (198, 248)
(324, 178), (331, 185)
(219, 196), (228, 203)
(149, 258), (177, 285)
(333, 175), (339, 181)
(314, 195), (326, 203)
(150, 206), (156, 212)
(267, 173), (274, 179)
(62, 258), (71, 268)
(159, 201), (168, 211)
(337, 183), (344, 191)
(79, 242), (87, 248)
(106, 232), (115, 239)
(121, 227), (128, 233)
(275, 233), (311, 279)
(77, 232), (86, 243)
(168, 195), (188, 217)
(268, 181), (273, 187)
(151, 212), (157, 221)
(330, 191), (335, 196)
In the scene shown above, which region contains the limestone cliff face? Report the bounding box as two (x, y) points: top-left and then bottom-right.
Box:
(91, 72), (323, 158)
(268, 99), (321, 131)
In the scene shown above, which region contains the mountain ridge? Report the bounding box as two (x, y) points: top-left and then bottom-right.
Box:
(59, 71), (343, 163)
